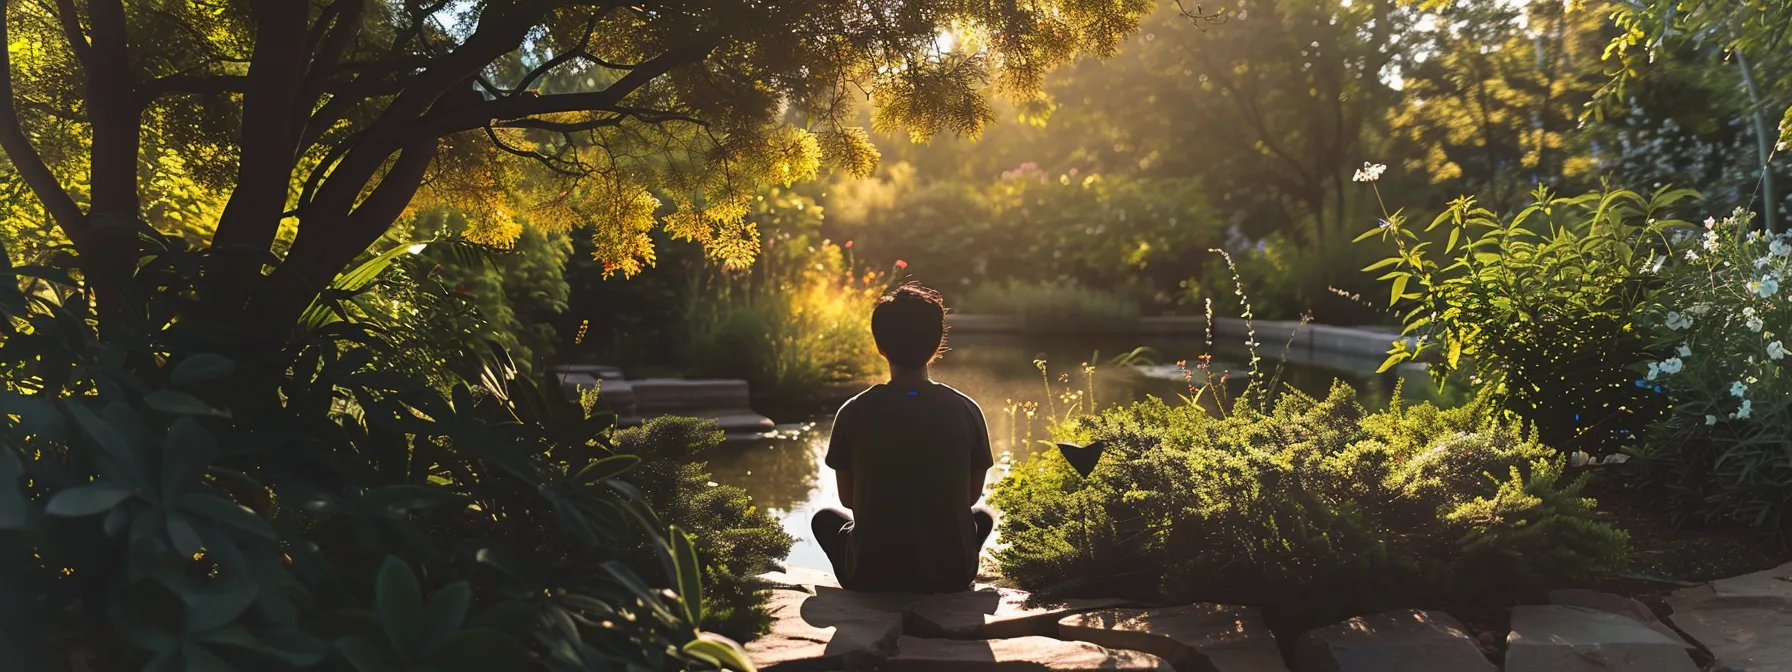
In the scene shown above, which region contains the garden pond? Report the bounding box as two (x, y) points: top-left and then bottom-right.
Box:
(705, 331), (1452, 570)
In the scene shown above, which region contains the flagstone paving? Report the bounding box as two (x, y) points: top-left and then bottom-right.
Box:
(747, 564), (1792, 671)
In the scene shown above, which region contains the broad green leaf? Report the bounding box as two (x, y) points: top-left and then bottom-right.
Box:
(166, 514), (205, 556)
(163, 418), (219, 498)
(375, 556), (424, 655)
(573, 455), (640, 485)
(170, 354), (236, 386)
(178, 494), (274, 539)
(183, 579), (259, 633)
(417, 581), (471, 656)
(669, 525), (704, 625)
(684, 633), (757, 672)
(67, 403), (144, 485)
(1388, 275), (1409, 307)
(0, 391), (68, 442)
(144, 390), (229, 418)
(45, 482), (135, 516)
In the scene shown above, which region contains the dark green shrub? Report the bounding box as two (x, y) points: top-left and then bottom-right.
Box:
(0, 244), (753, 671)
(613, 418), (795, 640)
(991, 382), (1627, 624)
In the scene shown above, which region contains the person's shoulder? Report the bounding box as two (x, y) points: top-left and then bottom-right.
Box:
(930, 382), (983, 413)
(836, 385), (886, 416)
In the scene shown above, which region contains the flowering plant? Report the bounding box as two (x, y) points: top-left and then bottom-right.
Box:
(1635, 208), (1792, 526)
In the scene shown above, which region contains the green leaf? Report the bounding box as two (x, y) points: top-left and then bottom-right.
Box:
(572, 455), (640, 485)
(1447, 338), (1463, 368)
(67, 403), (143, 485)
(144, 390), (229, 418)
(163, 418), (219, 498)
(45, 482), (135, 516)
(417, 581), (471, 656)
(166, 513), (205, 556)
(0, 390), (68, 442)
(1360, 257), (1400, 273)
(170, 354), (236, 386)
(178, 494), (274, 539)
(0, 448), (26, 529)
(183, 579), (259, 633)
(375, 556), (424, 655)
(669, 525), (704, 625)
(334, 636), (396, 672)
(684, 633), (757, 672)
(427, 628), (528, 672)
(1388, 274), (1409, 307)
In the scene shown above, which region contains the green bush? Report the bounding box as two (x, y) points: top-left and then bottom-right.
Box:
(1361, 185), (1695, 452)
(991, 382), (1627, 623)
(1632, 208), (1792, 527)
(958, 280), (1142, 333)
(614, 418), (795, 640)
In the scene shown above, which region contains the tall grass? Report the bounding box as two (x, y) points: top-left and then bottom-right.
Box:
(959, 280), (1142, 333)
(682, 237), (884, 402)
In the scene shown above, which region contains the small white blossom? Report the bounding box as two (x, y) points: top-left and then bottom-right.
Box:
(1704, 231), (1721, 251)
(1770, 341), (1786, 360)
(1706, 414), (1718, 425)
(1738, 399), (1753, 420)
(1676, 343), (1693, 358)
(1686, 249), (1701, 261)
(1352, 162), (1387, 182)
(1660, 356), (1685, 374)
(1755, 276), (1782, 298)
(1646, 362), (1661, 380)
(1705, 216), (1718, 229)
(1731, 381), (1749, 397)
(1665, 311), (1693, 330)
(1773, 238), (1791, 257)
(1749, 316), (1765, 332)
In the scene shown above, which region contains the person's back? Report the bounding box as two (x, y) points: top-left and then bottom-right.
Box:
(813, 282), (995, 593)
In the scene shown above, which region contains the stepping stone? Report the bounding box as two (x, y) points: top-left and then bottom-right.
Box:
(1292, 609), (1495, 672)
(906, 587), (1132, 639)
(1058, 604), (1289, 671)
(757, 565), (842, 592)
(1666, 561), (1792, 671)
(744, 586), (923, 671)
(1548, 589), (1686, 644)
(1505, 605), (1697, 671)
(887, 635), (1174, 671)
(632, 379), (753, 412)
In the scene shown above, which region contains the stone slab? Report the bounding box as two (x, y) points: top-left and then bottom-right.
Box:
(1548, 589), (1686, 644)
(1058, 604), (1289, 672)
(907, 587), (1132, 639)
(631, 378), (753, 411)
(1292, 609), (1496, 672)
(1666, 562), (1792, 672)
(1505, 605), (1697, 672)
(757, 565), (842, 592)
(744, 587), (922, 671)
(887, 635), (1174, 671)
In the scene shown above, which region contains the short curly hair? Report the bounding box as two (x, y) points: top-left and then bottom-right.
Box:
(871, 281), (947, 369)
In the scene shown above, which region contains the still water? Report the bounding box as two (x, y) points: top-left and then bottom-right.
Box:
(703, 332), (1441, 571)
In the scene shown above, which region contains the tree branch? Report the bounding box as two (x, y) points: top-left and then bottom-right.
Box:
(84, 0), (139, 217)
(50, 0), (92, 65)
(293, 0), (367, 140)
(0, 8), (85, 234)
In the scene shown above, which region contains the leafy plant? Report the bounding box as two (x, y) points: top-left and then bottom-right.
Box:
(990, 382), (1627, 625)
(1630, 208), (1792, 527)
(959, 280), (1143, 333)
(0, 242), (755, 671)
(1360, 184), (1697, 451)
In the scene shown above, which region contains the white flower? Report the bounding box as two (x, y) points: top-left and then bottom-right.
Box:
(1569, 451), (1590, 467)
(1704, 231), (1721, 251)
(1773, 238), (1791, 257)
(1757, 276), (1782, 298)
(1770, 341), (1786, 360)
(1705, 216), (1718, 229)
(1665, 311), (1692, 330)
(1676, 343), (1693, 358)
(1706, 414), (1718, 425)
(1749, 316), (1765, 332)
(1686, 249), (1701, 261)
(1731, 381), (1749, 397)
(1352, 162), (1387, 182)
(1738, 399), (1754, 419)
(1660, 356), (1685, 374)
(1646, 362), (1661, 380)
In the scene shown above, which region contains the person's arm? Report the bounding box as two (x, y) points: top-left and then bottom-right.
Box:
(966, 403), (994, 507)
(824, 403), (856, 510)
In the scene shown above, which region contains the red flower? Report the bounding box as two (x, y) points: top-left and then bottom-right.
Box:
(844, 240), (854, 249)
(895, 259), (908, 269)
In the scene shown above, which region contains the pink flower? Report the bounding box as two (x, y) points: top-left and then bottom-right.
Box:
(895, 259), (908, 269)
(844, 240), (853, 249)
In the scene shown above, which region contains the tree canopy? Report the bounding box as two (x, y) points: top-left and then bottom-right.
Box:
(1, 0), (1154, 341)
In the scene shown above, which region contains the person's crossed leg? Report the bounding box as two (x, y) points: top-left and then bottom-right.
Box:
(812, 505), (995, 588)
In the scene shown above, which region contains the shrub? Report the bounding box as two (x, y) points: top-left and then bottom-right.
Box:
(1361, 185), (1696, 452)
(0, 245), (754, 671)
(991, 382), (1627, 624)
(613, 417), (795, 640)
(1631, 208), (1792, 527)
(958, 280), (1142, 333)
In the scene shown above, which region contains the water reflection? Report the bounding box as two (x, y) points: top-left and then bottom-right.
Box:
(701, 332), (1445, 570)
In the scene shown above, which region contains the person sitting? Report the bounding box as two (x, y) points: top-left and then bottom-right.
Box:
(811, 281), (996, 593)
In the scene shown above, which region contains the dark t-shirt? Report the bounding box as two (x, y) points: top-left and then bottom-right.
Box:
(823, 382), (994, 593)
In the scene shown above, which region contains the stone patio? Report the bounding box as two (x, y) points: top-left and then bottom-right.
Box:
(746, 563), (1792, 671)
